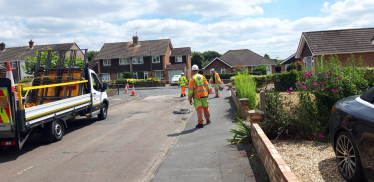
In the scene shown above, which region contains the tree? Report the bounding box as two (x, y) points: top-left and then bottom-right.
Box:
(264, 54), (271, 60)
(253, 64), (267, 75)
(22, 50), (83, 75)
(191, 51), (205, 69)
(87, 50), (99, 62)
(233, 64), (246, 73)
(202, 51), (221, 63)
(286, 63), (296, 72)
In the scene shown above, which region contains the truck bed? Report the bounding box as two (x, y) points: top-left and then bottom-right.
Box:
(25, 94), (91, 127)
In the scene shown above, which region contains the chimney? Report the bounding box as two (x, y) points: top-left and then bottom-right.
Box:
(29, 39), (34, 48)
(132, 36), (138, 45)
(0, 42), (5, 51)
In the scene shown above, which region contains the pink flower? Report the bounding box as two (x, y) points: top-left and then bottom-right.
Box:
(319, 82), (323, 86)
(286, 90), (292, 94)
(297, 81), (300, 84)
(332, 89), (339, 93)
(311, 71), (314, 73)
(332, 89), (335, 93)
(321, 89), (324, 92)
(328, 72), (332, 76)
(337, 77), (342, 80)
(314, 133), (317, 137)
(304, 71), (311, 78)
(306, 87), (309, 90)
(313, 82), (317, 87)
(318, 122), (320, 125)
(325, 74), (328, 78)
(318, 133), (324, 138)
(331, 67), (334, 69)
(289, 87), (293, 91)
(301, 86), (306, 89)
(295, 82), (298, 85)
(337, 67), (339, 69)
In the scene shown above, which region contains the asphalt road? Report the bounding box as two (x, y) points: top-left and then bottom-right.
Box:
(0, 94), (194, 182)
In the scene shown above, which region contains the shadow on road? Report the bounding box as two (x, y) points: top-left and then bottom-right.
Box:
(236, 143), (270, 182)
(167, 127), (203, 137)
(0, 117), (98, 163)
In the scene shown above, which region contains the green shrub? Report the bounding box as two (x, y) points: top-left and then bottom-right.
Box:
(253, 64), (266, 75)
(251, 71), (262, 75)
(235, 71), (257, 110)
(116, 78), (127, 84)
(122, 72), (132, 79)
(272, 71), (304, 91)
(286, 63), (296, 72)
(253, 75), (272, 88)
(296, 61), (302, 71)
(19, 78), (32, 83)
(230, 76), (235, 85)
(147, 77), (160, 83)
(226, 118), (251, 144)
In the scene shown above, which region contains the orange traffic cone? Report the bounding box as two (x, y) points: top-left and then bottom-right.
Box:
(131, 84), (136, 96)
(127, 81), (129, 89)
(124, 83), (129, 94)
(209, 84), (213, 94)
(6, 62), (18, 99)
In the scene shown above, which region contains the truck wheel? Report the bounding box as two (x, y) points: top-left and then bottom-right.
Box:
(53, 120), (65, 142)
(98, 103), (107, 120)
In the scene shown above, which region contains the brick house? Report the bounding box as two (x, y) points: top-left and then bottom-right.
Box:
(202, 49), (276, 75)
(0, 41), (84, 82)
(280, 53), (300, 72)
(89, 36), (192, 82)
(295, 28), (374, 70)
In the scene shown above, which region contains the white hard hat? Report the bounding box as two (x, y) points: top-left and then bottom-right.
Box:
(192, 64), (199, 71)
(211, 68), (215, 71)
(181, 72), (184, 75)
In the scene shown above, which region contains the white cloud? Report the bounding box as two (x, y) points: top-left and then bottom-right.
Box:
(0, 0), (373, 59)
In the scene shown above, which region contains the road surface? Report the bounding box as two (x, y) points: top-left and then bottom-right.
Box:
(0, 94), (194, 182)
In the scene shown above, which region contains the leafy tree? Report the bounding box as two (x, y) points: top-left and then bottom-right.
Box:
(253, 64), (267, 75)
(191, 51), (205, 69)
(202, 51), (221, 62)
(286, 63), (296, 72)
(87, 50), (99, 62)
(22, 50), (83, 75)
(233, 64), (246, 73)
(264, 54), (271, 60)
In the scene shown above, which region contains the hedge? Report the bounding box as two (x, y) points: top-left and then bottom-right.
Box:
(203, 73), (237, 80)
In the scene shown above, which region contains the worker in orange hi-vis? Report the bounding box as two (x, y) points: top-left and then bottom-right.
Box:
(178, 72), (188, 97)
(188, 64), (211, 128)
(209, 69), (221, 98)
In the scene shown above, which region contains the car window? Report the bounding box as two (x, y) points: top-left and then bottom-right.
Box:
(91, 73), (102, 91)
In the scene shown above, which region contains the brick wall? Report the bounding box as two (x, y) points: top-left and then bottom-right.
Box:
(203, 59), (232, 74)
(250, 121), (299, 182)
(110, 73), (117, 80)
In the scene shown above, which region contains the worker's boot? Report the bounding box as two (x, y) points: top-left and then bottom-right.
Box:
(181, 94), (184, 97)
(206, 120), (211, 124)
(196, 124), (204, 128)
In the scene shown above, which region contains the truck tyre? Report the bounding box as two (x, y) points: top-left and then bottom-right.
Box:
(53, 120), (65, 142)
(98, 103), (107, 120)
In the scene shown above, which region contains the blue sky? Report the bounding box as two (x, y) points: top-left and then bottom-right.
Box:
(0, 0), (373, 59)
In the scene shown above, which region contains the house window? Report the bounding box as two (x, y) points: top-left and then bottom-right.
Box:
(132, 57), (144, 64)
(144, 71), (148, 79)
(103, 59), (111, 66)
(152, 56), (160, 63)
(285, 64), (289, 71)
(210, 68), (225, 74)
(101, 74), (110, 81)
(119, 58), (130, 65)
(304, 57), (314, 70)
(117, 72), (122, 79)
(221, 68), (226, 74)
(11, 62), (16, 69)
(176, 56), (182, 63)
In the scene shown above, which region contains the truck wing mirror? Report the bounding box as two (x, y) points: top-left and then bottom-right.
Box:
(102, 83), (108, 92)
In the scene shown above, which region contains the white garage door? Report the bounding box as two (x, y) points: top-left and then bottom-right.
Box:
(102, 74), (110, 81)
(168, 70), (183, 81)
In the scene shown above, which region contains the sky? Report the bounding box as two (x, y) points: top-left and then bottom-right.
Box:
(0, 0), (373, 59)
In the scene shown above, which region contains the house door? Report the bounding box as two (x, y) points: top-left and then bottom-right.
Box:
(266, 66), (272, 75)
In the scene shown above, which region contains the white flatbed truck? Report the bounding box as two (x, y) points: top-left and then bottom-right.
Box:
(0, 49), (109, 149)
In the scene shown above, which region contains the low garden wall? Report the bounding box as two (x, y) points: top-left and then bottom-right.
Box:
(107, 89), (118, 97)
(230, 88), (299, 182)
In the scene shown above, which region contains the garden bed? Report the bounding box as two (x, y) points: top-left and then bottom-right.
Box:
(273, 140), (344, 182)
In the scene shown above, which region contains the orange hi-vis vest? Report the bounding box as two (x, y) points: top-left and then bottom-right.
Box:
(188, 74), (209, 101)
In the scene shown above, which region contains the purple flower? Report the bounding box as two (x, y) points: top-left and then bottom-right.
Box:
(318, 133), (324, 139)
(328, 72), (332, 76)
(337, 77), (342, 80)
(331, 67), (334, 69)
(301, 86), (306, 89)
(304, 71), (311, 78)
(297, 81), (300, 84)
(321, 89), (324, 92)
(286, 90), (292, 94)
(289, 87), (293, 91)
(325, 74), (328, 78)
(318, 122), (320, 125)
(313, 82), (317, 87)
(314, 133), (317, 137)
(332, 89), (339, 93)
(306, 87), (309, 90)
(319, 82), (323, 86)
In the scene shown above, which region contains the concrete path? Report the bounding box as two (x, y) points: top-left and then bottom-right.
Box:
(152, 89), (256, 182)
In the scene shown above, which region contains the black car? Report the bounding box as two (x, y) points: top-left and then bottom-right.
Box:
(329, 87), (374, 182)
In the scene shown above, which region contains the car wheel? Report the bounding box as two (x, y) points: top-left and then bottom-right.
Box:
(53, 120), (65, 142)
(335, 131), (364, 182)
(98, 103), (108, 120)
